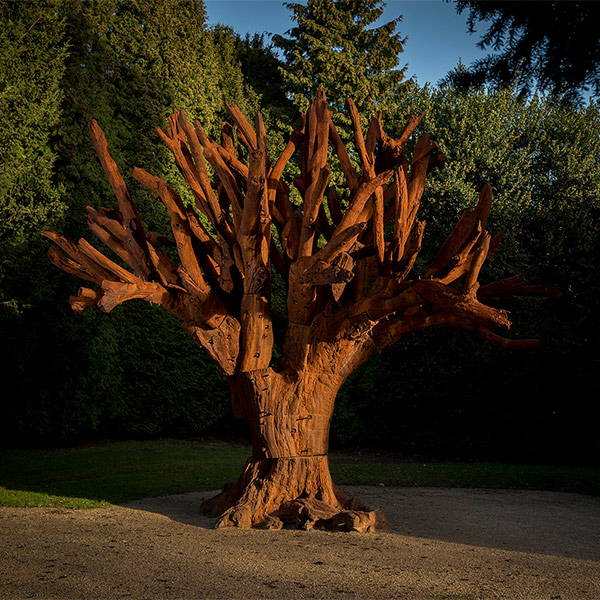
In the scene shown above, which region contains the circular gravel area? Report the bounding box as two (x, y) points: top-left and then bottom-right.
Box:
(1, 486), (599, 599)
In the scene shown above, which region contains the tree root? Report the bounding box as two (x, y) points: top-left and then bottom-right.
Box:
(200, 456), (381, 532)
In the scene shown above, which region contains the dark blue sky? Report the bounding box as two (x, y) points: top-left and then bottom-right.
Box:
(205, 0), (489, 86)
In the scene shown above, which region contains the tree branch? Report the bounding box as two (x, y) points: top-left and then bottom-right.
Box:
(45, 94), (554, 385)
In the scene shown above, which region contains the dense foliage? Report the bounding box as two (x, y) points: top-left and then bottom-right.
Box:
(335, 86), (600, 462)
(0, 1), (66, 308)
(450, 1), (600, 102)
(57, 0), (260, 228)
(273, 0), (407, 124)
(1, 0), (256, 444)
(1, 0), (598, 463)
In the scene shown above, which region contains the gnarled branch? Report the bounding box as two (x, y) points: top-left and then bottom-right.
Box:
(44, 89), (556, 381)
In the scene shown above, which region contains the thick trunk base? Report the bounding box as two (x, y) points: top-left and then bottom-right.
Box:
(201, 455), (379, 532)
(208, 369), (382, 532)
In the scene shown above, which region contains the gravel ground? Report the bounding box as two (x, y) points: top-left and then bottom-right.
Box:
(1, 486), (599, 599)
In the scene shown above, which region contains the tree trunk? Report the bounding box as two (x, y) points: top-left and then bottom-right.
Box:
(201, 368), (379, 531)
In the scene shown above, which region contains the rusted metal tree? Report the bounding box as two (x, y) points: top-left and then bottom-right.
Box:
(43, 90), (556, 532)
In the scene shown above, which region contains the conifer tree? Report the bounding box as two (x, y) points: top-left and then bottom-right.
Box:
(57, 0), (259, 230)
(451, 0), (599, 102)
(50, 0), (261, 437)
(2, 0), (263, 444)
(273, 0), (407, 125)
(0, 0), (66, 305)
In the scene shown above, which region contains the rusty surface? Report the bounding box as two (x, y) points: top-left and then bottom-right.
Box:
(43, 91), (558, 530)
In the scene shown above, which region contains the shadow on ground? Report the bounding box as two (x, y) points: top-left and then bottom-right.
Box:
(124, 486), (600, 561)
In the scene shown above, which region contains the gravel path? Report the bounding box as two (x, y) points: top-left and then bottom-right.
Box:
(1, 486), (599, 599)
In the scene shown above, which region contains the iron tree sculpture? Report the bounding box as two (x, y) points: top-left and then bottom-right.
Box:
(43, 90), (556, 531)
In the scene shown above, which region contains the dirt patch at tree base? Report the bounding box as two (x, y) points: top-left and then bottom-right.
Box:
(1, 487), (599, 599)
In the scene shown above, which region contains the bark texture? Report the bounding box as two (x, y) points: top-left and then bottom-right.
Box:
(201, 369), (378, 531)
(43, 90), (558, 532)
(203, 454), (377, 531)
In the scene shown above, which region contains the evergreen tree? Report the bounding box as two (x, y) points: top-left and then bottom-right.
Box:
(56, 0), (260, 232)
(49, 0), (258, 442)
(206, 26), (263, 113)
(0, 0), (67, 307)
(234, 33), (292, 123)
(2, 0), (260, 445)
(451, 1), (599, 103)
(273, 0), (407, 125)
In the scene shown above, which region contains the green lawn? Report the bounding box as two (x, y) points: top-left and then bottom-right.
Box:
(1, 439), (598, 509)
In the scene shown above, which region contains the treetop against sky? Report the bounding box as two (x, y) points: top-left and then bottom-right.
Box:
(205, 0), (490, 86)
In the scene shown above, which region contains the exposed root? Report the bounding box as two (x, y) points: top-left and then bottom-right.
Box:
(200, 456), (381, 532)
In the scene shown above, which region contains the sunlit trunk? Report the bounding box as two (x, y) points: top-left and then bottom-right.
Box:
(201, 368), (378, 531)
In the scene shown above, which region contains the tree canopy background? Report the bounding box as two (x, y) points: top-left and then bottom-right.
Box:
(1, 0), (598, 464)
(272, 0), (407, 122)
(449, 0), (600, 102)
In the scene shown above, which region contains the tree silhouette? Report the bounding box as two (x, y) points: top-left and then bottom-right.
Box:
(451, 0), (599, 101)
